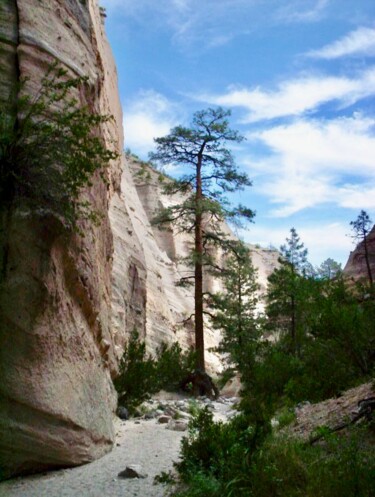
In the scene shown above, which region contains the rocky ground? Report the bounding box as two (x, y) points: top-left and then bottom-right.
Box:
(0, 393), (239, 497)
(2, 381), (373, 497)
(289, 382), (375, 440)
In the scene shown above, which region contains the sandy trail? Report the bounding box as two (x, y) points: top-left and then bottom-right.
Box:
(0, 418), (184, 497)
(0, 397), (236, 497)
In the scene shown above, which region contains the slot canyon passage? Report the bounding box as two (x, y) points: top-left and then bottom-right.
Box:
(1, 1), (374, 496)
(0, 0), (278, 483)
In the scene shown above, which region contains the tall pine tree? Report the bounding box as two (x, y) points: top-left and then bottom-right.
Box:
(150, 108), (254, 371)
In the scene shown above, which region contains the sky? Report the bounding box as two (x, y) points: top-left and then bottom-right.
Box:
(100, 0), (375, 267)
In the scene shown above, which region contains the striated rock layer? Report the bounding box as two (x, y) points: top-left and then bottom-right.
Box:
(0, 0), (122, 479)
(109, 158), (280, 372)
(0, 0), (279, 479)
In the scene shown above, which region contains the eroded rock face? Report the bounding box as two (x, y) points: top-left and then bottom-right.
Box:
(0, 0), (279, 479)
(344, 225), (375, 285)
(109, 158), (280, 372)
(0, 0), (122, 479)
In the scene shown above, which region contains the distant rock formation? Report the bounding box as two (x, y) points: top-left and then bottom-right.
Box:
(343, 225), (375, 285)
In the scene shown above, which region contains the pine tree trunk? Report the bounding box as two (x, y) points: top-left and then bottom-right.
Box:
(195, 153), (205, 371)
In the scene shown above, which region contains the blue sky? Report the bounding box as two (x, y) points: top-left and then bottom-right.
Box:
(101, 0), (375, 267)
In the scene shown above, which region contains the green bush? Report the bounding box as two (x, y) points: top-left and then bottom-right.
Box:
(174, 407), (267, 495)
(0, 64), (118, 229)
(114, 331), (196, 413)
(249, 426), (375, 497)
(172, 416), (375, 497)
(113, 330), (157, 413)
(154, 342), (196, 392)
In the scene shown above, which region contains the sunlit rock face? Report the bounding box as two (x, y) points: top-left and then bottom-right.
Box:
(0, 0), (279, 479)
(109, 158), (224, 373)
(343, 226), (375, 285)
(0, 0), (123, 479)
(109, 158), (280, 373)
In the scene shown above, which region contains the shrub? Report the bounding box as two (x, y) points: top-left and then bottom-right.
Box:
(175, 407), (267, 495)
(0, 64), (118, 229)
(113, 330), (157, 413)
(154, 342), (196, 392)
(114, 331), (196, 413)
(172, 416), (375, 497)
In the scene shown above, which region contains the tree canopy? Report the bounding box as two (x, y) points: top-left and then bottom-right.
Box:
(150, 107), (254, 370)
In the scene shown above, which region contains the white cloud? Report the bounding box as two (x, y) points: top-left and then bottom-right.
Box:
(198, 68), (375, 122)
(123, 90), (179, 157)
(276, 0), (329, 23)
(246, 115), (375, 217)
(338, 185), (375, 210)
(100, 0), (250, 50)
(308, 26), (375, 59)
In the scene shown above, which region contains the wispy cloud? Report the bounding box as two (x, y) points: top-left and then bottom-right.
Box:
(101, 0), (334, 51)
(123, 90), (179, 157)
(307, 26), (375, 59)
(197, 68), (375, 122)
(276, 0), (330, 23)
(247, 115), (375, 217)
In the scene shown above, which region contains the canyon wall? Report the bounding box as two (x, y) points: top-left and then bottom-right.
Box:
(0, 0), (279, 479)
(344, 225), (375, 285)
(0, 0), (122, 479)
(109, 157), (280, 371)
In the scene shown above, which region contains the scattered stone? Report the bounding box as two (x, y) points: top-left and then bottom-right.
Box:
(164, 406), (178, 417)
(158, 415), (171, 424)
(118, 465), (148, 479)
(167, 420), (188, 431)
(144, 411), (158, 420)
(175, 410), (191, 420)
(117, 406), (129, 420)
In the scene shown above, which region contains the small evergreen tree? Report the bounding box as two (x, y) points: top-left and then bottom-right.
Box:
(212, 241), (259, 369)
(266, 228), (309, 356)
(317, 258), (342, 280)
(150, 107), (254, 371)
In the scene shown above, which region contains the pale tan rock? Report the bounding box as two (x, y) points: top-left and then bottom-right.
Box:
(109, 158), (280, 375)
(0, 0), (122, 479)
(0, 0), (280, 480)
(343, 225), (375, 285)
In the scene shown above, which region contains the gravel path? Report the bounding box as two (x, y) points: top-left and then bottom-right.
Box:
(0, 396), (237, 497)
(0, 419), (184, 497)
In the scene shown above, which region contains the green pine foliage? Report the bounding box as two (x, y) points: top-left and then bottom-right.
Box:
(114, 330), (196, 413)
(150, 107), (254, 370)
(170, 225), (375, 497)
(0, 64), (118, 229)
(212, 242), (260, 367)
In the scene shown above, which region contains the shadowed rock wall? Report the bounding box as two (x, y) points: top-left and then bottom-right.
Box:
(0, 0), (122, 479)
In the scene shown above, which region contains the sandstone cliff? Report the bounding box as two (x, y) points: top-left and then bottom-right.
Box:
(0, 0), (122, 479)
(0, 0), (279, 479)
(109, 157), (280, 371)
(343, 225), (375, 285)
